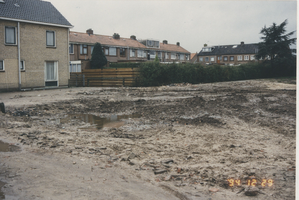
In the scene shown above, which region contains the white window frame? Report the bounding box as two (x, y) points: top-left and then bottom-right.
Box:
(244, 55), (249, 60)
(179, 54), (184, 60)
(199, 57), (203, 62)
(130, 49), (136, 57)
(186, 55), (189, 61)
(165, 52), (169, 59)
(46, 31), (56, 47)
(105, 48), (109, 55)
(109, 47), (116, 56)
(69, 44), (74, 54)
(45, 61), (58, 86)
(210, 57), (215, 62)
(5, 26), (17, 45)
(250, 55), (255, 60)
(20, 60), (25, 71)
(237, 55), (242, 61)
(171, 53), (176, 60)
(0, 60), (4, 71)
(69, 61), (81, 73)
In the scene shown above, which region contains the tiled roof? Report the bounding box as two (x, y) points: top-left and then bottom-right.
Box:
(70, 31), (190, 54)
(70, 31), (147, 49)
(0, 0), (72, 27)
(190, 53), (197, 60)
(198, 43), (258, 56)
(159, 43), (190, 54)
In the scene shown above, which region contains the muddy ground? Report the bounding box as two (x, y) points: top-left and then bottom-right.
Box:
(0, 78), (296, 200)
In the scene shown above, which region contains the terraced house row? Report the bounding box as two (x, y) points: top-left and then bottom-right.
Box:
(69, 29), (191, 72)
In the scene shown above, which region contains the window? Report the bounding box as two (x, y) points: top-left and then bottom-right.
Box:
(80, 45), (88, 54)
(210, 57), (215, 62)
(91, 46), (94, 54)
(5, 27), (16, 44)
(250, 55), (255, 60)
(105, 48), (109, 55)
(20, 60), (25, 71)
(46, 31), (55, 47)
(69, 44), (74, 54)
(158, 52), (162, 59)
(149, 51), (156, 59)
(45, 61), (58, 86)
(180, 54), (184, 60)
(171, 53), (176, 59)
(205, 57), (209, 62)
(244, 55), (249, 60)
(224, 56), (228, 61)
(137, 50), (144, 58)
(0, 60), (4, 71)
(199, 57), (203, 62)
(230, 56), (234, 61)
(186, 55), (189, 60)
(69, 61), (81, 72)
(130, 49), (135, 57)
(237, 55), (242, 61)
(165, 52), (169, 59)
(109, 47), (116, 56)
(120, 48), (126, 57)
(217, 56), (222, 61)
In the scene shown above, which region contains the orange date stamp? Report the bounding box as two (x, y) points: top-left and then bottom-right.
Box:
(227, 178), (273, 187)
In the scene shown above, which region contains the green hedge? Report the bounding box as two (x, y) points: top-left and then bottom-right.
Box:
(135, 62), (277, 87)
(106, 62), (141, 69)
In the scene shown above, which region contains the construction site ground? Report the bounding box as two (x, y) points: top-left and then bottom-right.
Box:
(0, 78), (296, 200)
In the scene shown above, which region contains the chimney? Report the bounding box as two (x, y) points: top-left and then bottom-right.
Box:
(204, 44), (207, 47)
(176, 42), (180, 46)
(86, 28), (93, 35)
(163, 40), (168, 44)
(113, 33), (120, 39)
(241, 41), (244, 45)
(130, 35), (136, 40)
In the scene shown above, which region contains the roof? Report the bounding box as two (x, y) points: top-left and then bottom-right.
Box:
(159, 43), (190, 54)
(70, 31), (191, 54)
(0, 0), (72, 27)
(190, 53), (197, 60)
(198, 43), (258, 56)
(70, 31), (147, 49)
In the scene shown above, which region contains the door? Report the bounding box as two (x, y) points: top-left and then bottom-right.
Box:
(45, 61), (58, 86)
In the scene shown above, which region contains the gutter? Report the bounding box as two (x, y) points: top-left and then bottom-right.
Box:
(17, 22), (21, 90)
(0, 17), (73, 28)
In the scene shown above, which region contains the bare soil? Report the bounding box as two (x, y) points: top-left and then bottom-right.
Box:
(0, 78), (296, 200)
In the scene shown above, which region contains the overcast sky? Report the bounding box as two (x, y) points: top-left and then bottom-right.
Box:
(48, 0), (297, 53)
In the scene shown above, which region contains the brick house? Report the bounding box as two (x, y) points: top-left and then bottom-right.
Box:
(0, 0), (72, 91)
(69, 29), (191, 71)
(197, 42), (259, 65)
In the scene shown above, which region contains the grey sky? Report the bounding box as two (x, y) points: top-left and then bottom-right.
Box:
(48, 0), (297, 53)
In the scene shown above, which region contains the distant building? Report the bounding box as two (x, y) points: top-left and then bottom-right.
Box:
(69, 29), (191, 71)
(197, 42), (259, 65)
(0, 0), (72, 91)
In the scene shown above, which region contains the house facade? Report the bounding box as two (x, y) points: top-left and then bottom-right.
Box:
(197, 42), (258, 65)
(69, 29), (191, 71)
(0, 0), (72, 91)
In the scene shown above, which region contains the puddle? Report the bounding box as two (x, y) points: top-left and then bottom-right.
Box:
(0, 181), (4, 200)
(60, 113), (141, 129)
(0, 141), (20, 152)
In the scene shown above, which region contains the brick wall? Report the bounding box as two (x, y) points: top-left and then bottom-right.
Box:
(0, 19), (69, 90)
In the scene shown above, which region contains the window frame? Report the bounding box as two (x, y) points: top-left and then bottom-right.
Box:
(223, 56), (228, 61)
(210, 57), (215, 62)
(120, 48), (126, 57)
(205, 57), (209, 62)
(5, 26), (17, 45)
(20, 60), (25, 71)
(0, 60), (4, 71)
(237, 55), (242, 61)
(109, 47), (117, 56)
(69, 44), (74, 54)
(164, 52), (169, 59)
(230, 56), (234, 61)
(199, 57), (203, 62)
(250, 55), (255, 60)
(46, 30), (56, 47)
(45, 61), (58, 87)
(244, 55), (249, 60)
(171, 53), (176, 60)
